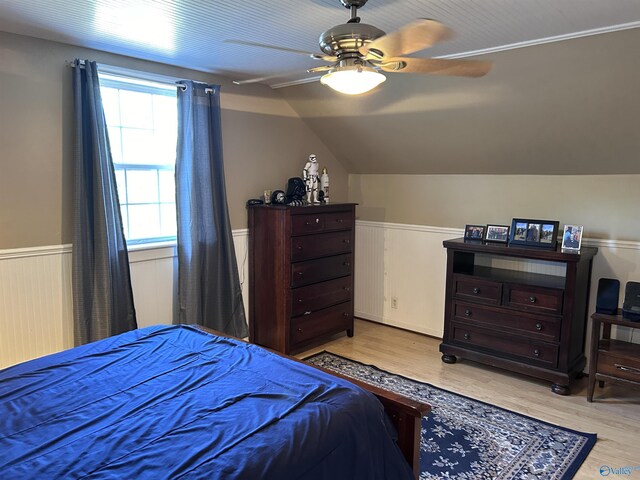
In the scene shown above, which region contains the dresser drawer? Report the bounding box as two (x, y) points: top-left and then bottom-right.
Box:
(453, 276), (502, 305)
(451, 323), (558, 367)
(453, 301), (560, 341)
(291, 211), (353, 236)
(291, 253), (352, 287)
(290, 301), (352, 346)
(291, 230), (352, 262)
(598, 340), (640, 383)
(504, 284), (563, 315)
(292, 276), (352, 317)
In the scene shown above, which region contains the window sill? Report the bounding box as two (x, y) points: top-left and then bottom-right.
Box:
(128, 241), (177, 263)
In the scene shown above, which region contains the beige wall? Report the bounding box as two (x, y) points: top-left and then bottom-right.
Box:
(349, 174), (640, 241)
(0, 31), (348, 249)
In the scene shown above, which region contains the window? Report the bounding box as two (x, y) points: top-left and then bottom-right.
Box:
(99, 73), (177, 244)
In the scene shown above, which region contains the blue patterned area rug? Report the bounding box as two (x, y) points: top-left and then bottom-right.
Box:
(304, 351), (596, 480)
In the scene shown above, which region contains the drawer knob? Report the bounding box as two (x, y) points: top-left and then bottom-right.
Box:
(535, 323), (543, 331)
(463, 333), (471, 340)
(297, 245), (303, 250)
(343, 239), (350, 244)
(343, 262), (351, 267)
(297, 272), (303, 276)
(337, 218), (344, 223)
(297, 328), (303, 333)
(304, 311), (311, 315)
(472, 287), (480, 294)
(344, 286), (351, 292)
(464, 309), (472, 317)
(343, 312), (350, 317)
(533, 349), (540, 357)
(529, 296), (537, 304)
(298, 299), (303, 303)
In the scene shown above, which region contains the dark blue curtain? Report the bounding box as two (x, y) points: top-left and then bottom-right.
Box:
(72, 60), (137, 345)
(175, 81), (248, 337)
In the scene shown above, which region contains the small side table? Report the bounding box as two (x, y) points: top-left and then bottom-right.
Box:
(588, 311), (640, 402)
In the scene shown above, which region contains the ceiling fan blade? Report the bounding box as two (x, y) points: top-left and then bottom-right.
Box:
(379, 57), (492, 77)
(224, 40), (336, 62)
(307, 65), (334, 74)
(232, 69), (308, 85)
(360, 19), (453, 60)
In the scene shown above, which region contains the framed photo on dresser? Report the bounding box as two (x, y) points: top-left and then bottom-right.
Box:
(484, 224), (510, 243)
(561, 225), (583, 251)
(464, 224), (485, 242)
(509, 218), (559, 249)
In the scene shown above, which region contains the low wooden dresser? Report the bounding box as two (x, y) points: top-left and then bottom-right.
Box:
(248, 203), (356, 354)
(588, 311), (640, 401)
(440, 238), (597, 395)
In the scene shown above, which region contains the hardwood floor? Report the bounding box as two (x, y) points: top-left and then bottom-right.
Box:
(298, 319), (640, 479)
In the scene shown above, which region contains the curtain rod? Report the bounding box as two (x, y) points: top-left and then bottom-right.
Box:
(66, 60), (213, 93)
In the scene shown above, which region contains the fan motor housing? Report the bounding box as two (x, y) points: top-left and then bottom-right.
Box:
(319, 23), (385, 56)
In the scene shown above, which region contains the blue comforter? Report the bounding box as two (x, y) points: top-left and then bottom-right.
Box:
(0, 325), (412, 479)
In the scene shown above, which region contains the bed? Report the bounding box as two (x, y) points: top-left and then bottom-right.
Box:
(0, 324), (428, 479)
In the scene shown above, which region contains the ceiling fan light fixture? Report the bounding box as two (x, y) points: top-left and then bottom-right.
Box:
(320, 66), (386, 95)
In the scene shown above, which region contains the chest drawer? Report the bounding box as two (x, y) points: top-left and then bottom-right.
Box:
(453, 301), (560, 341)
(290, 301), (353, 346)
(452, 323), (558, 367)
(291, 211), (353, 236)
(504, 284), (563, 315)
(291, 253), (352, 288)
(291, 230), (352, 262)
(291, 276), (352, 317)
(453, 276), (502, 305)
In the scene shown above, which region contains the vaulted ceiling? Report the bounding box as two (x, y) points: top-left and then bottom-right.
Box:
(1, 0), (639, 174)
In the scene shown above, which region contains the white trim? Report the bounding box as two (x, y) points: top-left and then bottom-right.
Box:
(356, 220), (640, 251)
(443, 22), (640, 60)
(2, 227), (637, 262)
(357, 220), (463, 236)
(582, 238), (640, 250)
(127, 240), (176, 252)
(0, 244), (72, 260)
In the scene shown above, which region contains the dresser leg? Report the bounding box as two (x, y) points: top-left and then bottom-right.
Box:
(551, 383), (570, 396)
(346, 328), (354, 337)
(441, 354), (457, 364)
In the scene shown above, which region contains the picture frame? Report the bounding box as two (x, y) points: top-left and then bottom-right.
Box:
(484, 224), (510, 243)
(509, 218), (559, 249)
(561, 225), (583, 251)
(464, 224), (485, 242)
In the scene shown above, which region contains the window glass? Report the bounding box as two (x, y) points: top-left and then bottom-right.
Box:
(99, 73), (177, 244)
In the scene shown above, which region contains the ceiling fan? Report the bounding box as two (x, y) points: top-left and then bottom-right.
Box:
(229, 0), (492, 95)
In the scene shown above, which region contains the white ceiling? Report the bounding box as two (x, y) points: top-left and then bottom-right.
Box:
(1, 0), (639, 87)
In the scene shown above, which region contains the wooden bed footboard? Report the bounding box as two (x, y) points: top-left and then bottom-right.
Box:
(310, 363), (430, 478)
(195, 326), (430, 478)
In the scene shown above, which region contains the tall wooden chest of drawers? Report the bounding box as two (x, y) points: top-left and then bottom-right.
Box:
(248, 203), (356, 354)
(440, 238), (597, 395)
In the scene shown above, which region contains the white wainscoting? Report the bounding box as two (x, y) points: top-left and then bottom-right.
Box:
(2, 225), (638, 369)
(0, 245), (73, 369)
(0, 231), (250, 369)
(354, 221), (640, 348)
(354, 222), (460, 337)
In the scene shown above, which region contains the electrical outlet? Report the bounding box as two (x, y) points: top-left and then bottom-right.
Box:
(391, 296), (398, 309)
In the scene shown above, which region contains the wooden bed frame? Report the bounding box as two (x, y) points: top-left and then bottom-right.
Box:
(197, 326), (430, 478)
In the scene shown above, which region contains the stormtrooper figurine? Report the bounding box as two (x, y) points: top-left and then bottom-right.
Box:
(302, 154), (320, 204)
